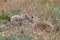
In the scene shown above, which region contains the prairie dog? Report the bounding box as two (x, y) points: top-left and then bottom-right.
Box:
(28, 16), (54, 31)
(10, 14), (29, 26)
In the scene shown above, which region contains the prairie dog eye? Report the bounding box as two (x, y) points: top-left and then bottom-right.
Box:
(31, 16), (34, 18)
(24, 14), (27, 17)
(31, 16), (38, 19)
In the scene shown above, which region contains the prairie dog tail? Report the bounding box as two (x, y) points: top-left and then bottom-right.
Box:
(43, 21), (54, 31)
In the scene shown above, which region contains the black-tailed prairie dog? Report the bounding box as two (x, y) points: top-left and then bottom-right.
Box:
(28, 16), (54, 32)
(10, 14), (29, 26)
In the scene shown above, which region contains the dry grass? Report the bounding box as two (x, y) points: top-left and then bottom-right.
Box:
(0, 0), (60, 40)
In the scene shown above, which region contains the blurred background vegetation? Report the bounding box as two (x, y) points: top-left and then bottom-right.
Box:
(0, 0), (60, 40)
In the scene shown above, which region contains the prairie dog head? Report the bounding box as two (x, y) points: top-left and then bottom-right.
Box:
(29, 16), (40, 23)
(20, 14), (29, 20)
